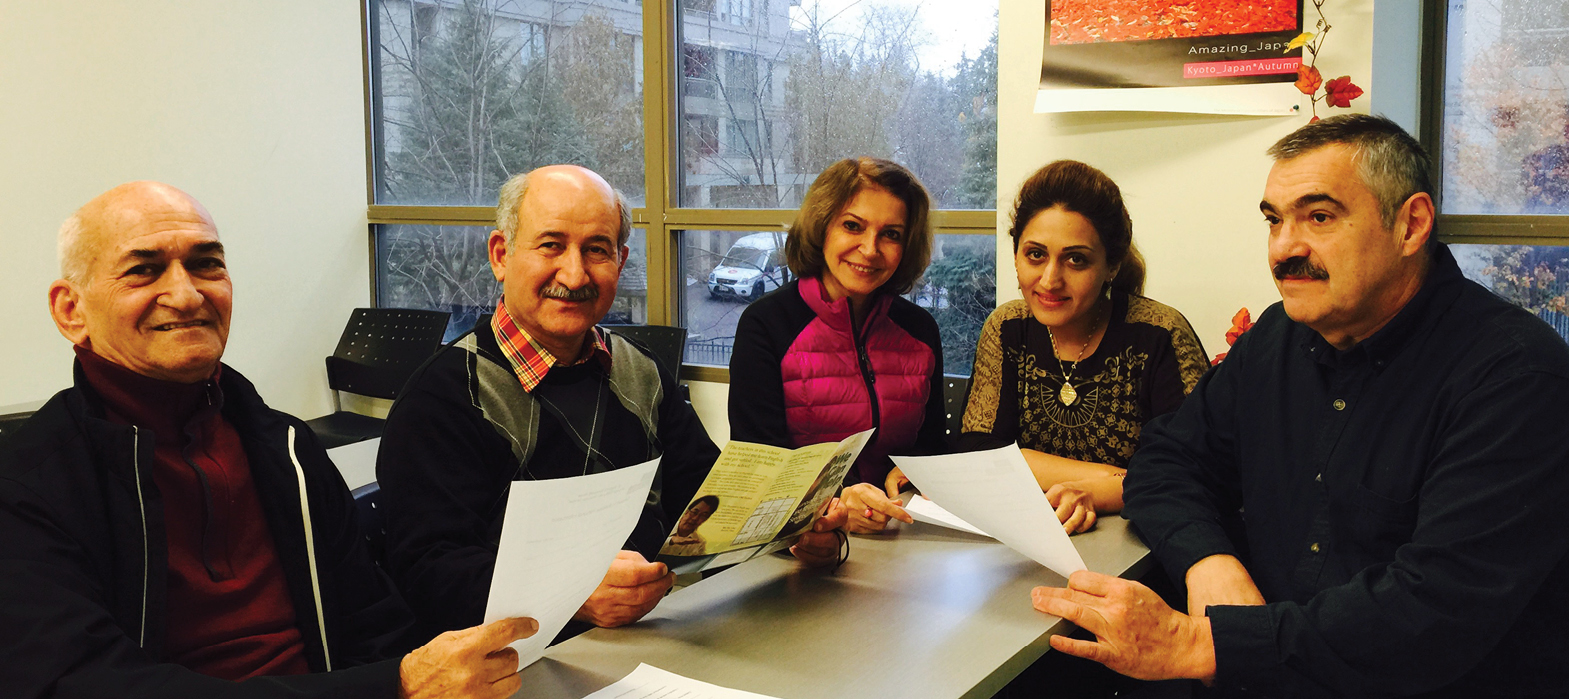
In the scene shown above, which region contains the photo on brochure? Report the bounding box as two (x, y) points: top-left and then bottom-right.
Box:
(657, 429), (873, 574)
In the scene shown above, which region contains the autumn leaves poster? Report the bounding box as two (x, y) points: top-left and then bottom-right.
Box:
(1036, 0), (1313, 114)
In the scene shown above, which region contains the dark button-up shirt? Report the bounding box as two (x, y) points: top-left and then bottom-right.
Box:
(1124, 245), (1569, 698)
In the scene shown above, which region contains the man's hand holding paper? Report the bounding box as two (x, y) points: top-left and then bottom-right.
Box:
(483, 458), (662, 670)
(573, 550), (675, 628)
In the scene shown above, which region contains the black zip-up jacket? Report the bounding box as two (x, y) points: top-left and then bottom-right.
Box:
(0, 362), (416, 698)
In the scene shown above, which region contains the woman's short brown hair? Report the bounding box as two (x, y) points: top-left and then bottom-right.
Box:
(1008, 160), (1146, 295)
(785, 158), (933, 296)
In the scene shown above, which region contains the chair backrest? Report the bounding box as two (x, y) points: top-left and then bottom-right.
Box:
(0, 411), (35, 442)
(350, 481), (386, 567)
(942, 375), (970, 436)
(327, 308), (451, 400)
(602, 324), (688, 378)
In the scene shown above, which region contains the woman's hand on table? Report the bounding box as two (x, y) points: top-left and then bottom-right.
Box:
(842, 482), (913, 534)
(882, 467), (911, 501)
(1046, 482), (1098, 534)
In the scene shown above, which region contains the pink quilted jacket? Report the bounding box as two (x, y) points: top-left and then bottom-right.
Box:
(781, 277), (937, 483)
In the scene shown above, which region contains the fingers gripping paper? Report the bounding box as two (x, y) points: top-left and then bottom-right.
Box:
(892, 444), (1086, 577)
(483, 458), (661, 669)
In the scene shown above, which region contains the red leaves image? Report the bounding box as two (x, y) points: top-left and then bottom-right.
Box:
(1050, 0), (1297, 45)
(1211, 307), (1254, 366)
(1323, 76), (1363, 108)
(1224, 307), (1254, 346)
(1294, 64), (1322, 95)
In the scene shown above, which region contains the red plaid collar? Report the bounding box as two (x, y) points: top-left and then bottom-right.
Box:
(490, 298), (612, 392)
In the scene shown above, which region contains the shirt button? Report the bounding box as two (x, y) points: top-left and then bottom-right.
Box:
(1332, 399), (1346, 411)
(1310, 542), (1321, 553)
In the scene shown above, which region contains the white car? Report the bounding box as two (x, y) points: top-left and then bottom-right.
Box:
(707, 232), (787, 302)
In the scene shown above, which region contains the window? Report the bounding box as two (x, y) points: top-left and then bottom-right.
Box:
(367, 0), (999, 379)
(375, 225), (648, 341)
(1454, 244), (1569, 341)
(1431, 0), (1569, 340)
(372, 0), (644, 206)
(1438, 0), (1569, 216)
(519, 22), (544, 65)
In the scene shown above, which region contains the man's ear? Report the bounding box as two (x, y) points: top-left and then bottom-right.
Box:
(48, 280), (89, 347)
(1396, 192), (1436, 257)
(488, 230), (509, 282)
(618, 245), (631, 274)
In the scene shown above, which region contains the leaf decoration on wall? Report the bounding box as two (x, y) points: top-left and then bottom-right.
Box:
(1323, 76), (1364, 108)
(1294, 65), (1323, 95)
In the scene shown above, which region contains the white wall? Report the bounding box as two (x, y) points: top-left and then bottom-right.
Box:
(0, 1), (371, 419)
(997, 0), (1376, 354)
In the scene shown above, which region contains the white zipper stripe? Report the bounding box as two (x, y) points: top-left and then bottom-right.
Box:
(130, 427), (149, 648)
(286, 426), (332, 672)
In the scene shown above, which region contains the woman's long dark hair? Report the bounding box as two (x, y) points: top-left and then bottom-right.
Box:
(1008, 160), (1146, 295)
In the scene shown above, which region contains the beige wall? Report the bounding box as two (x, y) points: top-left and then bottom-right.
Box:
(0, 1), (371, 418)
(997, 0), (1376, 354)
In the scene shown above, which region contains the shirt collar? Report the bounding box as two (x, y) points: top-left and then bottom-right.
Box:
(1356, 243), (1466, 366)
(74, 345), (225, 444)
(490, 297), (612, 392)
(1300, 243), (1467, 369)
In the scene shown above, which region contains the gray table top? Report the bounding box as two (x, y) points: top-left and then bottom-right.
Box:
(514, 511), (1152, 699)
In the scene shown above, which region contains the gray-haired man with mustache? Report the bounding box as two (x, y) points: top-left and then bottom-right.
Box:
(1030, 115), (1569, 696)
(376, 166), (721, 644)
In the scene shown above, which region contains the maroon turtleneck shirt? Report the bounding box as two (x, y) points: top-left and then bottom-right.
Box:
(76, 347), (309, 680)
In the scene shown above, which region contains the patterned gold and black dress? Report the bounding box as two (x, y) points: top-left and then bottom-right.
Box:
(958, 290), (1209, 466)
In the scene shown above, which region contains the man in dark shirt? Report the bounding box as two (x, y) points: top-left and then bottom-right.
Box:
(377, 166), (847, 644)
(0, 181), (536, 698)
(1032, 115), (1569, 696)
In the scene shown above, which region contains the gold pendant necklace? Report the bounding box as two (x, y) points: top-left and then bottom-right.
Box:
(1046, 304), (1104, 407)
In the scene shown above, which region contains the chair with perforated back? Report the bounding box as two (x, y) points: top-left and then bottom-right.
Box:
(304, 308), (450, 449)
(942, 375), (970, 437)
(601, 324), (688, 378)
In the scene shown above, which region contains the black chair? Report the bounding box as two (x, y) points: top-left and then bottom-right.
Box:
(350, 482), (386, 567)
(0, 410), (35, 442)
(601, 324), (688, 378)
(942, 375), (970, 437)
(305, 308), (450, 449)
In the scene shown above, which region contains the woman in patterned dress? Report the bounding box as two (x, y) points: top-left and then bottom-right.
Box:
(955, 160), (1209, 533)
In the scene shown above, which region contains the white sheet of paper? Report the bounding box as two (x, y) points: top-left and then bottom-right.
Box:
(583, 663), (781, 699)
(483, 458), (660, 670)
(904, 494), (990, 537)
(892, 444), (1086, 577)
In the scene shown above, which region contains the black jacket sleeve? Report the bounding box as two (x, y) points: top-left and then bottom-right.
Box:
(653, 362), (721, 526)
(1123, 322), (1250, 581)
(901, 303), (949, 458)
(727, 298), (794, 449)
(376, 358), (512, 640)
(291, 422), (420, 665)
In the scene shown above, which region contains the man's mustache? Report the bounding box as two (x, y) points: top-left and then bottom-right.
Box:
(540, 283), (599, 302)
(1273, 257), (1329, 281)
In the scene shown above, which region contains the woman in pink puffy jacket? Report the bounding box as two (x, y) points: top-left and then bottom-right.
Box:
(727, 158), (947, 534)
